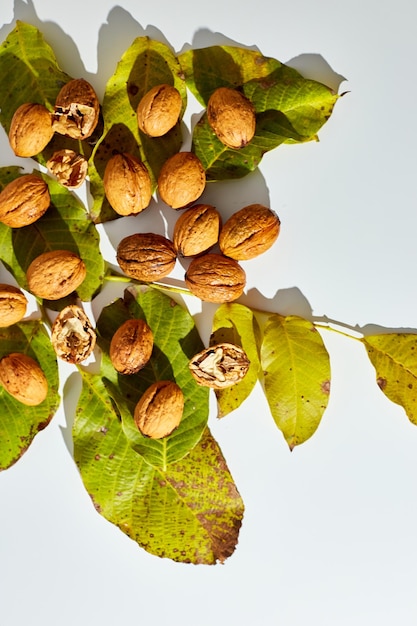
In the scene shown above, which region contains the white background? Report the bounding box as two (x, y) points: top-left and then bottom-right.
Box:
(1, 1), (417, 625)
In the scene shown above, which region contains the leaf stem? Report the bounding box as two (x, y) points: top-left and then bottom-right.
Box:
(313, 316), (364, 341)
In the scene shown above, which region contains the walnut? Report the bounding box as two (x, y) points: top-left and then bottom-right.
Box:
(0, 174), (50, 228)
(51, 305), (96, 364)
(8, 102), (54, 157)
(0, 284), (27, 327)
(116, 233), (176, 282)
(137, 84), (182, 137)
(219, 204), (281, 260)
(52, 78), (100, 140)
(103, 153), (152, 216)
(46, 149), (88, 188)
(184, 253), (246, 303)
(109, 318), (154, 375)
(207, 87), (256, 149)
(0, 352), (48, 406)
(172, 204), (222, 257)
(134, 380), (184, 439)
(189, 343), (250, 389)
(26, 250), (87, 300)
(157, 151), (206, 209)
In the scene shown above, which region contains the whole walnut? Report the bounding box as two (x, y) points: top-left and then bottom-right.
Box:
(110, 318), (154, 375)
(9, 102), (54, 157)
(0, 352), (48, 406)
(158, 151), (206, 209)
(173, 204), (222, 257)
(26, 249), (87, 300)
(52, 78), (100, 140)
(103, 153), (152, 216)
(185, 253), (246, 303)
(219, 204), (281, 260)
(207, 87), (256, 149)
(0, 174), (50, 228)
(137, 84), (182, 137)
(134, 380), (184, 439)
(0, 284), (27, 327)
(117, 233), (176, 282)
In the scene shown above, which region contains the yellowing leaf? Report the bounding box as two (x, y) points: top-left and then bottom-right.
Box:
(211, 303), (261, 418)
(363, 333), (417, 424)
(74, 372), (244, 564)
(260, 314), (331, 449)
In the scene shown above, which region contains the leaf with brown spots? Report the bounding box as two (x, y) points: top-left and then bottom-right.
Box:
(73, 372), (244, 564)
(363, 333), (417, 424)
(260, 314), (331, 449)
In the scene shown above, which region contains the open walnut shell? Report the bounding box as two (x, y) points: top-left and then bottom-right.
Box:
(51, 305), (96, 364)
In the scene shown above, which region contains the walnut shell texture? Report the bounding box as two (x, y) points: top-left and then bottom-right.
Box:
(207, 87), (256, 149)
(0, 352), (48, 406)
(9, 102), (54, 157)
(117, 233), (177, 282)
(110, 318), (154, 375)
(26, 250), (87, 300)
(51, 305), (96, 364)
(158, 151), (206, 209)
(173, 204), (222, 257)
(0, 284), (27, 327)
(52, 78), (100, 139)
(185, 253), (246, 303)
(219, 204), (281, 260)
(103, 153), (152, 216)
(134, 380), (184, 439)
(189, 342), (250, 389)
(137, 84), (182, 137)
(0, 174), (50, 228)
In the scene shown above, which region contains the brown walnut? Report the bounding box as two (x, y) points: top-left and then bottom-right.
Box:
(0, 284), (27, 327)
(117, 233), (176, 282)
(137, 84), (182, 137)
(52, 78), (100, 139)
(207, 87), (256, 149)
(51, 305), (96, 364)
(157, 151), (206, 209)
(110, 318), (154, 375)
(185, 253), (246, 303)
(173, 204), (222, 257)
(0, 174), (50, 228)
(9, 102), (54, 157)
(103, 153), (152, 216)
(189, 343), (250, 389)
(219, 204), (281, 260)
(134, 380), (184, 439)
(26, 250), (87, 300)
(47, 149), (88, 189)
(0, 352), (48, 406)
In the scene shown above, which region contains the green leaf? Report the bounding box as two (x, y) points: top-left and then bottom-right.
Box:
(179, 45), (339, 181)
(362, 333), (417, 424)
(0, 21), (92, 165)
(89, 36), (187, 222)
(0, 168), (105, 303)
(95, 286), (209, 468)
(74, 371), (243, 564)
(260, 314), (331, 449)
(0, 320), (60, 470)
(211, 303), (261, 417)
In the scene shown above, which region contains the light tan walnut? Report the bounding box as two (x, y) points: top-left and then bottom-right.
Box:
(219, 204), (281, 260)
(137, 84), (182, 137)
(9, 102), (54, 157)
(0, 352), (48, 406)
(184, 253), (246, 303)
(207, 87), (256, 149)
(116, 233), (177, 282)
(0, 284), (27, 327)
(173, 204), (222, 257)
(26, 250), (87, 300)
(103, 153), (152, 216)
(110, 318), (154, 375)
(157, 151), (206, 209)
(134, 380), (184, 439)
(0, 174), (50, 228)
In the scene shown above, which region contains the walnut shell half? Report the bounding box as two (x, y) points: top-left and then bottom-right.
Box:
(52, 78), (100, 140)
(189, 343), (250, 389)
(51, 305), (96, 364)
